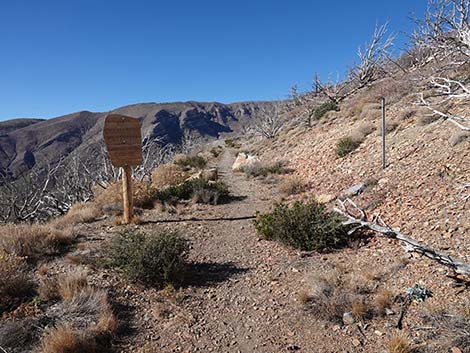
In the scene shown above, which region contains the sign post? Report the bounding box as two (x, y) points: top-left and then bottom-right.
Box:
(103, 114), (143, 224)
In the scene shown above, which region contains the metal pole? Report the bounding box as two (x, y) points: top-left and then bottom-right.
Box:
(381, 97), (386, 169)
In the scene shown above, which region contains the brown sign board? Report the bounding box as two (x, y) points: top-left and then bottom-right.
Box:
(103, 114), (143, 167)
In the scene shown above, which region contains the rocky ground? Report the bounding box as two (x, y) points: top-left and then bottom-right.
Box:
(51, 147), (469, 353)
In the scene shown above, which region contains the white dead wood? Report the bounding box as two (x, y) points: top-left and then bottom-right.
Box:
(334, 198), (470, 277)
(252, 102), (286, 139)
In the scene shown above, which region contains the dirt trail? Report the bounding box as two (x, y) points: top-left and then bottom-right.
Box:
(115, 149), (332, 352)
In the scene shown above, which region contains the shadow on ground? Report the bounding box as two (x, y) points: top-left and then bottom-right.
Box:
(141, 215), (255, 225)
(182, 261), (249, 288)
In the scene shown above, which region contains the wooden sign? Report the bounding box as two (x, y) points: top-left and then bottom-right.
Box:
(103, 114), (143, 167)
(103, 114), (143, 224)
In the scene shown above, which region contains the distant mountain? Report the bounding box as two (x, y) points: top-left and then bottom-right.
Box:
(0, 101), (269, 179)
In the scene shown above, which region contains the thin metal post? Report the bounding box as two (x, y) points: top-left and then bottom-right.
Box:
(381, 97), (386, 169)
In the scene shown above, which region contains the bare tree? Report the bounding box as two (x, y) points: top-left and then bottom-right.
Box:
(252, 102), (286, 139)
(179, 130), (205, 154)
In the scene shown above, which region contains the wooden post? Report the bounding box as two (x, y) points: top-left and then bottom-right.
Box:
(381, 97), (386, 169)
(122, 165), (133, 223)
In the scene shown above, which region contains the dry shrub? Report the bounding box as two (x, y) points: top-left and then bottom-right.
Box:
(279, 175), (306, 195)
(52, 203), (101, 228)
(387, 332), (413, 353)
(41, 324), (98, 353)
(0, 319), (38, 352)
(374, 289), (393, 316)
(449, 131), (470, 147)
(0, 252), (33, 312)
(356, 122), (376, 136)
(151, 163), (189, 189)
(0, 224), (73, 263)
(351, 299), (370, 320)
(58, 270), (89, 301)
(417, 114), (441, 126)
(94, 181), (157, 211)
(38, 276), (59, 302)
(359, 103), (381, 121)
(298, 289), (311, 305)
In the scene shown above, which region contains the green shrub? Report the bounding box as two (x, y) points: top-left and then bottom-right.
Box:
(108, 230), (189, 284)
(336, 137), (361, 157)
(242, 161), (287, 178)
(224, 139), (241, 148)
(254, 200), (348, 251)
(174, 155), (207, 169)
(210, 146), (223, 157)
(155, 179), (229, 205)
(314, 101), (338, 120)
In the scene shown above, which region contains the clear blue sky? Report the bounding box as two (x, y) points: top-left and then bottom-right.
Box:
(0, 0), (426, 121)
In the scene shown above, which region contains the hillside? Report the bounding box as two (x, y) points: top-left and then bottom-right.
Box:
(0, 101), (268, 179)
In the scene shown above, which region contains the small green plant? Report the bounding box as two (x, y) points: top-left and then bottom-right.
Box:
(108, 230), (189, 284)
(210, 146), (223, 157)
(224, 139), (241, 148)
(155, 179), (229, 205)
(336, 137), (361, 157)
(254, 200), (348, 251)
(314, 101), (338, 120)
(174, 155), (207, 169)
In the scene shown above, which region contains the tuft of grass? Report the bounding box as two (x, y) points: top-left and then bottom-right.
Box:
(58, 270), (89, 301)
(314, 101), (338, 120)
(387, 333), (413, 353)
(336, 137), (362, 157)
(210, 146), (223, 157)
(151, 163), (189, 189)
(52, 203), (101, 228)
(254, 200), (348, 252)
(0, 224), (73, 264)
(108, 230), (189, 285)
(351, 299), (370, 320)
(449, 131), (470, 147)
(374, 289), (393, 316)
(279, 175), (306, 195)
(38, 276), (60, 302)
(0, 252), (34, 312)
(41, 324), (97, 353)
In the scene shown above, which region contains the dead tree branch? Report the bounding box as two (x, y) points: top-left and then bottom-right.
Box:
(334, 198), (470, 277)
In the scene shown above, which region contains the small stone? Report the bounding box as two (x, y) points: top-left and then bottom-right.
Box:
(343, 312), (355, 325)
(352, 338), (361, 347)
(374, 330), (383, 336)
(385, 308), (395, 315)
(451, 348), (463, 353)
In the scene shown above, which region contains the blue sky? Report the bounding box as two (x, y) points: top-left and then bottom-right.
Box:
(0, 0), (426, 120)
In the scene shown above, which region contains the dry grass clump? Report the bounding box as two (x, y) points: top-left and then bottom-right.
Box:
(0, 224), (74, 263)
(417, 114), (441, 126)
(387, 332), (414, 353)
(58, 270), (89, 301)
(151, 163), (189, 189)
(52, 202), (101, 228)
(0, 319), (38, 352)
(242, 160), (288, 178)
(94, 181), (157, 211)
(173, 154), (207, 170)
(336, 136), (362, 157)
(374, 289), (394, 316)
(41, 324), (98, 353)
(279, 175), (307, 195)
(42, 278), (118, 352)
(0, 252), (33, 312)
(38, 276), (59, 302)
(449, 131), (470, 147)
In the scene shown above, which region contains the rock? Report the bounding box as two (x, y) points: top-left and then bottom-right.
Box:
(339, 183), (367, 199)
(451, 348), (463, 353)
(232, 153), (259, 171)
(385, 308), (395, 315)
(187, 168), (218, 182)
(343, 312), (355, 325)
(352, 338), (361, 347)
(378, 177), (389, 187)
(317, 194), (336, 203)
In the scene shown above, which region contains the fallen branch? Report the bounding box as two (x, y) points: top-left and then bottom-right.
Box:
(334, 199), (470, 277)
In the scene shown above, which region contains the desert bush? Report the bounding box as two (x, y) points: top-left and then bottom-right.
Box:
(155, 179), (229, 205)
(254, 200), (348, 251)
(0, 252), (34, 312)
(356, 122), (376, 136)
(210, 146), (223, 157)
(387, 333), (413, 353)
(417, 114), (440, 126)
(94, 181), (157, 210)
(0, 319), (38, 353)
(449, 131), (470, 147)
(151, 163), (189, 189)
(279, 176), (306, 195)
(174, 155), (207, 170)
(224, 139), (241, 148)
(38, 276), (60, 302)
(373, 289), (394, 316)
(314, 101), (338, 120)
(242, 161), (287, 178)
(336, 137), (362, 157)
(0, 224), (73, 263)
(108, 230), (189, 285)
(52, 203), (101, 228)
